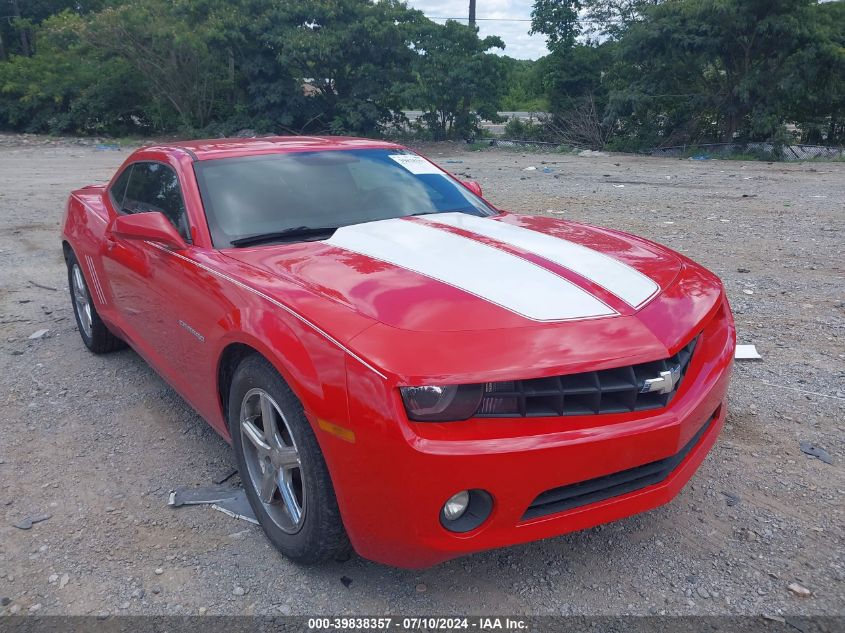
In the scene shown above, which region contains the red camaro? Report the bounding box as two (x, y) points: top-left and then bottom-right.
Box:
(62, 137), (735, 568)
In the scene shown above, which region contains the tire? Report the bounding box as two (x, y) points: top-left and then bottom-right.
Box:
(228, 354), (350, 564)
(66, 250), (126, 354)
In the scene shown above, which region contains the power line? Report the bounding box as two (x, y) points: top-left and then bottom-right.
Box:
(429, 16), (532, 22)
(427, 16), (625, 24)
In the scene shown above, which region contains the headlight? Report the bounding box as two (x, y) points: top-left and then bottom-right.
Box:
(399, 384), (483, 421)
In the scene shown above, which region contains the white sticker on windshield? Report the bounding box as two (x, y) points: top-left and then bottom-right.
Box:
(388, 154), (444, 175)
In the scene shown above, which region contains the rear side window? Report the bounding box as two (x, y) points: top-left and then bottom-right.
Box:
(121, 162), (190, 241)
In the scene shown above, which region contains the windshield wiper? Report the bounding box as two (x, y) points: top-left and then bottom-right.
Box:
(230, 226), (338, 248)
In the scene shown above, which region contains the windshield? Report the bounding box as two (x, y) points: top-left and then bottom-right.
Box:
(193, 148), (496, 248)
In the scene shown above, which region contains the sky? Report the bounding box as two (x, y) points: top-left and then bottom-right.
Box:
(405, 0), (550, 60)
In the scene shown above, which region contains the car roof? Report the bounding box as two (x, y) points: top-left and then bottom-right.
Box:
(141, 135), (405, 161)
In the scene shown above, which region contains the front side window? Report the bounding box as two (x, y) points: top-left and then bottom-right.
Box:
(119, 162), (190, 240)
(193, 149), (496, 248)
(109, 165), (133, 210)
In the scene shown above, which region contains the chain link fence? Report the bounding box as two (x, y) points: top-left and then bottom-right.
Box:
(472, 139), (845, 161)
(486, 139), (562, 149)
(649, 143), (845, 161)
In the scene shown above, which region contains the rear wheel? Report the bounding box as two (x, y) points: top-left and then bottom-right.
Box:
(229, 354), (350, 564)
(66, 251), (125, 354)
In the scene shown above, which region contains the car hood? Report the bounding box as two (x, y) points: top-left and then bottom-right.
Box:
(224, 212), (724, 381)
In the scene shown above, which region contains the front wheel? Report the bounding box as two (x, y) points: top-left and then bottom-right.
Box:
(228, 354), (350, 564)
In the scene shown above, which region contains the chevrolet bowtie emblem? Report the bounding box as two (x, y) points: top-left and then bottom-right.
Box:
(640, 364), (682, 395)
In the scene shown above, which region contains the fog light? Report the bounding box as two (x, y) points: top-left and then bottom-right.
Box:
(439, 489), (494, 533)
(443, 490), (470, 521)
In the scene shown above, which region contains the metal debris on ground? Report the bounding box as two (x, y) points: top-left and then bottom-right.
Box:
(213, 492), (259, 525)
(761, 380), (845, 402)
(12, 513), (51, 530)
(28, 329), (49, 340)
(799, 441), (833, 465)
(168, 486), (239, 507)
(212, 467), (238, 485)
(735, 345), (762, 360)
(168, 485), (258, 524)
(721, 491), (741, 507)
(27, 280), (57, 292)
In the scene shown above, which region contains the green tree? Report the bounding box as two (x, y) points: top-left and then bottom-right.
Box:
(499, 57), (547, 112)
(411, 20), (506, 139)
(0, 10), (144, 134)
(537, 43), (611, 116)
(85, 0), (237, 131)
(530, 0), (583, 51)
(255, 0), (426, 135)
(531, 0), (661, 48)
(607, 0), (820, 146)
(782, 0), (845, 144)
(0, 0), (110, 59)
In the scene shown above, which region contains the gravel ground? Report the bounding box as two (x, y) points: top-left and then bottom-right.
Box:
(0, 134), (843, 618)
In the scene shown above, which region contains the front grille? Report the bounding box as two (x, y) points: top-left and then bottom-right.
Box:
(476, 336), (698, 418)
(522, 409), (717, 520)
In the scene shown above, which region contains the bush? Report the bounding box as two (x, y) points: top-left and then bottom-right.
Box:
(0, 12), (150, 135)
(502, 115), (562, 143)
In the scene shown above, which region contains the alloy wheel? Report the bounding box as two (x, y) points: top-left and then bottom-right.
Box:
(239, 388), (306, 534)
(71, 264), (93, 339)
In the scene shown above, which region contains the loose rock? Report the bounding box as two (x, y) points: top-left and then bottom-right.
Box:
(788, 582), (812, 597)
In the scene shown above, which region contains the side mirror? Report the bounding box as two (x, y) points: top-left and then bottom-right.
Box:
(462, 180), (483, 197)
(110, 212), (188, 250)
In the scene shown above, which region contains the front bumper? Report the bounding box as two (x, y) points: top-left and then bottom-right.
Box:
(324, 301), (735, 568)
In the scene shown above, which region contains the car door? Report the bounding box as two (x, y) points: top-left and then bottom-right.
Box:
(101, 161), (205, 389)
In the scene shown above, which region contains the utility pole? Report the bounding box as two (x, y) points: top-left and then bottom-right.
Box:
(469, 0), (476, 27)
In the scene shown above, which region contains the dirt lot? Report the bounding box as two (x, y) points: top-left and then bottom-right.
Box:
(1, 135), (843, 618)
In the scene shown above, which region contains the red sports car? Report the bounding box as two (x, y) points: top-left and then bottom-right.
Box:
(62, 137), (735, 568)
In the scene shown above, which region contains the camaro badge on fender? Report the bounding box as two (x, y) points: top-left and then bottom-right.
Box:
(178, 319), (205, 342)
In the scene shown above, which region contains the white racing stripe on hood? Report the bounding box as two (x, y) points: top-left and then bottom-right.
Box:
(425, 213), (659, 308)
(326, 218), (616, 322)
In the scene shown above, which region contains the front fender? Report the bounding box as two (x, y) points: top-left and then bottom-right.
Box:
(212, 306), (349, 442)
